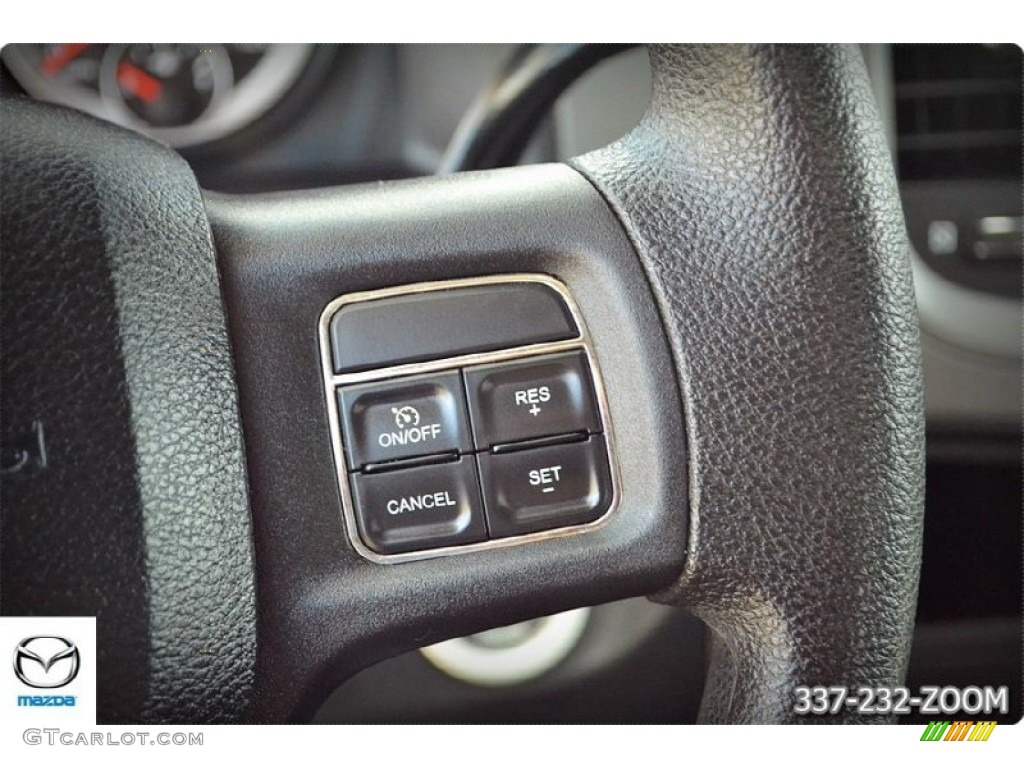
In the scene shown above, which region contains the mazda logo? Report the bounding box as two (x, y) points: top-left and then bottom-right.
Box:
(13, 636), (80, 689)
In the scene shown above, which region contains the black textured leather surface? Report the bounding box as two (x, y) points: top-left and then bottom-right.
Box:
(572, 45), (925, 723)
(1, 97), (256, 723)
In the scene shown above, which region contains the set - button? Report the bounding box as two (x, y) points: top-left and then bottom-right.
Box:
(478, 437), (611, 538)
(336, 351), (612, 555)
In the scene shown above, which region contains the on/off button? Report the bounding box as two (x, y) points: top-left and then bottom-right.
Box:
(338, 371), (473, 468)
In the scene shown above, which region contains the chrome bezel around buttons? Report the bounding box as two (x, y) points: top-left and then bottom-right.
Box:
(318, 273), (621, 565)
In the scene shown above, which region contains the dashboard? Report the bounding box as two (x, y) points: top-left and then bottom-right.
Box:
(2, 44), (315, 149)
(2, 43), (1019, 724)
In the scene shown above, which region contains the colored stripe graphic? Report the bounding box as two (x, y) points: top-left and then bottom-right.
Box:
(921, 721), (950, 741)
(968, 721), (997, 742)
(944, 721), (971, 741)
(921, 720), (996, 742)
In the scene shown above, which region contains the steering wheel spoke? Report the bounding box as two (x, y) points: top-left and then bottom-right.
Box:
(207, 164), (688, 721)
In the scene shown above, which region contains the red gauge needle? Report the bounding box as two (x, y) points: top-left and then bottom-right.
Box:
(116, 61), (163, 104)
(41, 43), (91, 76)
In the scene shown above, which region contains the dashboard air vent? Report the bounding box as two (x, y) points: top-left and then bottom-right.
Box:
(893, 44), (1022, 181)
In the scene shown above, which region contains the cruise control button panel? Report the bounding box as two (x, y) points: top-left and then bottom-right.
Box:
(320, 275), (618, 562)
(464, 351), (599, 449)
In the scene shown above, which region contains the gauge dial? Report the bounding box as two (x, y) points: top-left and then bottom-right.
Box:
(100, 44), (233, 129)
(2, 43), (315, 148)
(38, 43), (103, 88)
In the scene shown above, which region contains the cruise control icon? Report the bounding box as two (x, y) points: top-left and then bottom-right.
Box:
(13, 636), (80, 688)
(392, 405), (421, 428)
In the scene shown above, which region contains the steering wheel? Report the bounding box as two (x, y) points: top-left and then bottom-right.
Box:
(1, 44), (924, 724)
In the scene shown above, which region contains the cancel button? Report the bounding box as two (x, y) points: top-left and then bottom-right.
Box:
(351, 457), (486, 554)
(387, 491), (457, 515)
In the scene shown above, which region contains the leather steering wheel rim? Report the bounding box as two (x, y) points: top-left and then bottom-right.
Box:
(0, 44), (924, 724)
(573, 45), (925, 722)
